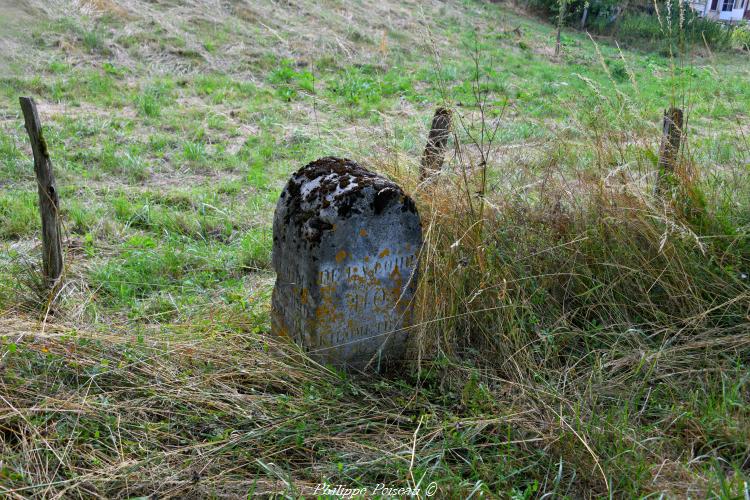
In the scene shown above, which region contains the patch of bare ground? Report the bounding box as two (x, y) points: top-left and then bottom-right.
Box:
(37, 100), (138, 121)
(76, 0), (132, 18)
(145, 169), (245, 190)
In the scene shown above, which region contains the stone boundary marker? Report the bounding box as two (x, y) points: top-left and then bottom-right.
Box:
(271, 157), (422, 370)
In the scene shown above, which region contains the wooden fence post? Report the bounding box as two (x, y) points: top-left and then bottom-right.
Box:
(420, 107), (452, 181)
(19, 97), (64, 287)
(656, 106), (683, 194)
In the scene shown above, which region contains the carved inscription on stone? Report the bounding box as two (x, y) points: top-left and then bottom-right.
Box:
(271, 157), (422, 370)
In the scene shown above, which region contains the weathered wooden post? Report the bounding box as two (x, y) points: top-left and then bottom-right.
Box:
(271, 157), (422, 370)
(656, 107), (683, 195)
(19, 97), (64, 287)
(420, 107), (452, 181)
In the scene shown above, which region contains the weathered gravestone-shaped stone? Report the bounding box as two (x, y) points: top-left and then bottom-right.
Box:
(272, 157), (422, 370)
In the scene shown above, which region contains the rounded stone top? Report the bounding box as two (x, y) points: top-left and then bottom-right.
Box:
(271, 156), (422, 369)
(276, 157), (418, 244)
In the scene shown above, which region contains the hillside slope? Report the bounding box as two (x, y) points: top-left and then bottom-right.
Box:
(1, 0), (749, 497)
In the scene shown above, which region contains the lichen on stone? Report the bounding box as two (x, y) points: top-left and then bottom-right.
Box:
(281, 157), (411, 244)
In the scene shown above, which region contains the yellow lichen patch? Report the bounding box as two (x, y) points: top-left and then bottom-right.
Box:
(378, 248), (390, 258)
(336, 250), (347, 263)
(316, 285), (343, 324)
(272, 312), (290, 338)
(300, 287), (308, 304)
(359, 228), (368, 237)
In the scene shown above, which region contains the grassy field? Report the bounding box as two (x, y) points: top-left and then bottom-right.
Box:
(1, 0), (749, 497)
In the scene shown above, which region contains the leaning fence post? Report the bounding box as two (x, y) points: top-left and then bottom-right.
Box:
(420, 107), (452, 181)
(656, 106), (683, 195)
(19, 97), (64, 288)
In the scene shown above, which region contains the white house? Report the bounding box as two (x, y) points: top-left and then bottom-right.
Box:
(690, 0), (750, 22)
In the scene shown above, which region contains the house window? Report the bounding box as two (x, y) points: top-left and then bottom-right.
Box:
(722, 0), (734, 10)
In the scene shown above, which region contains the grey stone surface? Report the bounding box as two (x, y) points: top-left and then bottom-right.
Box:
(271, 157), (422, 370)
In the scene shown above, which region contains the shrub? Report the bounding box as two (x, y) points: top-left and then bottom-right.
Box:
(683, 10), (733, 50)
(523, 0), (733, 52)
(615, 8), (732, 52)
(732, 23), (750, 51)
(616, 13), (664, 43)
(606, 58), (628, 81)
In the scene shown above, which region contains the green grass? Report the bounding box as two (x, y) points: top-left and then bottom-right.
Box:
(0, 191), (38, 239)
(0, 0), (749, 497)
